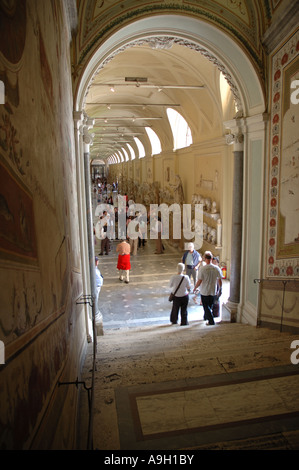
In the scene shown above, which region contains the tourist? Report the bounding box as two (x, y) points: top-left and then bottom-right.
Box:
(193, 251), (222, 325)
(181, 242), (202, 286)
(169, 263), (191, 325)
(116, 239), (131, 284)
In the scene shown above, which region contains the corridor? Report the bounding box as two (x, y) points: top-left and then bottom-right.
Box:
(2, 0), (299, 451)
(78, 233), (299, 451)
(96, 237), (229, 330)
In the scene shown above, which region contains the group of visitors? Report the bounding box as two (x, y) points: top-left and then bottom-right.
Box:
(93, 177), (118, 204)
(169, 243), (222, 326)
(93, 187), (223, 327)
(94, 241), (223, 328)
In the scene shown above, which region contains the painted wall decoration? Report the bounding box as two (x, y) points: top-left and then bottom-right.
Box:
(0, 1), (86, 449)
(146, 160), (153, 183)
(163, 159), (174, 185)
(267, 29), (299, 278)
(0, 157), (37, 264)
(0, 0), (26, 64)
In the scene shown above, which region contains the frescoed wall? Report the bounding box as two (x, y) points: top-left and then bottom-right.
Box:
(0, 1), (86, 449)
(267, 30), (299, 275)
(261, 27), (299, 329)
(0, 0), (298, 451)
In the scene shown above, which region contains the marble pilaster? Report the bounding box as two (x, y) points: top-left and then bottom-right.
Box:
(224, 131), (244, 321)
(81, 116), (104, 336)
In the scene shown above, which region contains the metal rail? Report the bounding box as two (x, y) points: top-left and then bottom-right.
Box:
(75, 294), (96, 449)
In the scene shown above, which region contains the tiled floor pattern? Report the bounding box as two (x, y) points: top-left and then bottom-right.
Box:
(119, 367), (299, 449)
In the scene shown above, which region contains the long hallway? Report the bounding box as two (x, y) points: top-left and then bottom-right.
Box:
(78, 236), (299, 451)
(96, 237), (229, 330)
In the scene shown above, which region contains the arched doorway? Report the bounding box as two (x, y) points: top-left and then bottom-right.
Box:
(73, 14), (266, 337)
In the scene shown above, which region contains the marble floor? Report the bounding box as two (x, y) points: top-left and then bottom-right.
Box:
(96, 237), (229, 329)
(78, 232), (299, 451)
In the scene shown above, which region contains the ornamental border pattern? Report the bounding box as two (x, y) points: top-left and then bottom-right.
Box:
(267, 29), (299, 278)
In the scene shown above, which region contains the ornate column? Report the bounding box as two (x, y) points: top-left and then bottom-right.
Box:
(225, 130), (244, 321)
(74, 111), (92, 342)
(81, 115), (104, 336)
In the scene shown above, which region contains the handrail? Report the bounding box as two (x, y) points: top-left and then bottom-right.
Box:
(254, 278), (299, 332)
(75, 293), (96, 449)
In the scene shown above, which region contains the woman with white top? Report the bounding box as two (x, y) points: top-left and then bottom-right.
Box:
(169, 263), (191, 325)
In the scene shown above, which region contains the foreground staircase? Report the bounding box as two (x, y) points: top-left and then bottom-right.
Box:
(79, 322), (299, 450)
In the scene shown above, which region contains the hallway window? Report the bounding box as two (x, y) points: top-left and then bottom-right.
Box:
(166, 108), (192, 150)
(145, 127), (162, 155)
(117, 151), (124, 162)
(127, 143), (135, 160)
(122, 147), (129, 161)
(220, 72), (230, 113)
(220, 71), (237, 116)
(134, 137), (145, 158)
(109, 155), (116, 164)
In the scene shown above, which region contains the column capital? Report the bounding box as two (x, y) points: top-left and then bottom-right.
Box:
(225, 131), (244, 151)
(80, 114), (95, 152)
(74, 110), (84, 122)
(74, 111), (84, 131)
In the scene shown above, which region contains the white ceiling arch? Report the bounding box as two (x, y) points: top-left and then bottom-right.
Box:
(75, 14), (265, 161)
(75, 14), (265, 115)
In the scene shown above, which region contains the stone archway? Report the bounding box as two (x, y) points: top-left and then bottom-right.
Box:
(75, 14), (265, 116)
(74, 14), (266, 330)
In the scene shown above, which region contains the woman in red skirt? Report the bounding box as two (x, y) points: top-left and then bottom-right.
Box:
(116, 239), (131, 284)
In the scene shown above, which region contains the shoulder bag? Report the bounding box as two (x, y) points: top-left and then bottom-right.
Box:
(168, 276), (184, 302)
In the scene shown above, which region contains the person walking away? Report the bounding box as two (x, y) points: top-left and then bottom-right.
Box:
(116, 239), (131, 284)
(95, 256), (103, 322)
(98, 211), (110, 255)
(193, 251), (222, 325)
(181, 242), (202, 286)
(152, 216), (163, 254)
(127, 215), (139, 256)
(212, 256), (222, 317)
(169, 263), (191, 325)
(137, 212), (147, 247)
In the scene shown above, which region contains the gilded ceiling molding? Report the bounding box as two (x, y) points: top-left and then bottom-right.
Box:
(82, 36), (243, 115)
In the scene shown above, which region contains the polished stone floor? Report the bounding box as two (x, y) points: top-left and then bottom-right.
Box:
(96, 237), (229, 329)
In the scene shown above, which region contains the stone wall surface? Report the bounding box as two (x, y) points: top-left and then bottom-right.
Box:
(0, 0), (85, 449)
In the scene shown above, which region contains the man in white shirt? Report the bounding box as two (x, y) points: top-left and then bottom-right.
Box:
(169, 263), (192, 325)
(194, 251), (222, 325)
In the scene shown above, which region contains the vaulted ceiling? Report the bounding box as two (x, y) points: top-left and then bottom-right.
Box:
(83, 40), (236, 160)
(72, 0), (280, 161)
